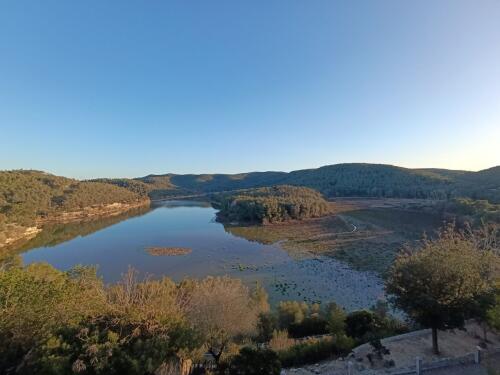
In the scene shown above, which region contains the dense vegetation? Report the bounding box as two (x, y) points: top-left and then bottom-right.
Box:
(96, 164), (498, 202)
(2, 163), (499, 232)
(0, 170), (146, 230)
(214, 186), (330, 224)
(0, 261), (410, 374)
(0, 264), (265, 374)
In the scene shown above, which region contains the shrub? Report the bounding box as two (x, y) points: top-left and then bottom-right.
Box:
(345, 310), (381, 341)
(269, 330), (295, 352)
(256, 313), (278, 342)
(31, 316), (197, 375)
(288, 316), (329, 338)
(229, 347), (281, 375)
(277, 335), (354, 368)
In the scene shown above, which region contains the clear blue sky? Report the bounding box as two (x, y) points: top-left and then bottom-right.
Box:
(1, 1), (499, 179)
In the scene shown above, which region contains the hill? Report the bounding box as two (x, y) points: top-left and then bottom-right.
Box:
(214, 185), (331, 224)
(0, 170), (148, 248)
(103, 163), (500, 203)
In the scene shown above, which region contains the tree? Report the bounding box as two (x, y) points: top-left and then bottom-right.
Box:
(325, 302), (346, 336)
(345, 310), (381, 341)
(386, 226), (500, 354)
(184, 277), (262, 365)
(0, 263), (106, 372)
(229, 347), (281, 375)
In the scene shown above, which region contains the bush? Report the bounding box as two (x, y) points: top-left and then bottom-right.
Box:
(345, 310), (381, 341)
(277, 335), (354, 368)
(229, 347), (281, 375)
(31, 316), (197, 375)
(256, 313), (278, 342)
(288, 317), (329, 338)
(269, 330), (295, 352)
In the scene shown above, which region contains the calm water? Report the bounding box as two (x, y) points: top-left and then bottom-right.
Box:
(21, 201), (384, 309)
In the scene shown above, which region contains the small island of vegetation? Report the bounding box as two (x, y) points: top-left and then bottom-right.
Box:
(214, 185), (331, 225)
(146, 246), (192, 256)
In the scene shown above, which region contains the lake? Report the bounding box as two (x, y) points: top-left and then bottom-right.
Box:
(21, 201), (384, 309)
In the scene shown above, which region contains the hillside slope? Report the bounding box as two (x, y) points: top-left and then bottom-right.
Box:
(119, 163), (500, 202)
(0, 170), (148, 248)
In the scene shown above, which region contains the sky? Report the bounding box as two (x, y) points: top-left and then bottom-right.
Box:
(1, 1), (499, 179)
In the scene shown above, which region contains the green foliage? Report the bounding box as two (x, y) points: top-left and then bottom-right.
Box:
(344, 306), (407, 344)
(276, 335), (354, 368)
(272, 300), (404, 342)
(345, 311), (382, 341)
(216, 185), (330, 224)
(32, 316), (197, 375)
(324, 302), (347, 336)
(0, 263), (106, 373)
(229, 347), (281, 375)
(386, 225), (500, 353)
(0, 263), (268, 374)
(487, 282), (500, 332)
(256, 313), (278, 343)
(0, 170), (145, 227)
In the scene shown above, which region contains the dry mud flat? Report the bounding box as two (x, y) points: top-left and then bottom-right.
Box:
(226, 198), (443, 274)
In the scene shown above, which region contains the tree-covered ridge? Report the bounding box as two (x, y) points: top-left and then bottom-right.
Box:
(93, 175), (179, 200)
(0, 170), (145, 227)
(284, 164), (455, 199)
(215, 185), (331, 224)
(2, 163), (499, 227)
(102, 163), (500, 203)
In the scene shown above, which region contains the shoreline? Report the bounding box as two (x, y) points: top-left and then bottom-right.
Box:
(0, 199), (150, 251)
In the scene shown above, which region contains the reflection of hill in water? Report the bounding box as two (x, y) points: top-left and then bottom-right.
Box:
(16, 205), (152, 253)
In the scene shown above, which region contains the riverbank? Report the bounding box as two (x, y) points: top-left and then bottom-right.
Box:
(0, 199), (150, 251)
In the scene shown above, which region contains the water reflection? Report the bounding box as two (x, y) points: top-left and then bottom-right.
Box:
(18, 201), (384, 309)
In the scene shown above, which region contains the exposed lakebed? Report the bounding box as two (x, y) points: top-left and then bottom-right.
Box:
(20, 201), (384, 309)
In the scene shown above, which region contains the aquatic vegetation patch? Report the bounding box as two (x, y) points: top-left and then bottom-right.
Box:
(146, 247), (192, 256)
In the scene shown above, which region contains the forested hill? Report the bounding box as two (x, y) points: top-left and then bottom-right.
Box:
(214, 185), (331, 224)
(0, 170), (146, 227)
(99, 163), (500, 203)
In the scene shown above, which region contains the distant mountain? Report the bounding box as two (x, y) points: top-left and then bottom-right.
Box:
(119, 163), (500, 203)
(2, 164), (499, 235)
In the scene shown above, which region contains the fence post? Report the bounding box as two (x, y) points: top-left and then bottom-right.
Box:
(475, 346), (481, 364)
(347, 361), (353, 375)
(416, 356), (422, 375)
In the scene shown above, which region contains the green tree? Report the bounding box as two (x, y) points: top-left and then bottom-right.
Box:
(386, 227), (499, 354)
(325, 302), (346, 336)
